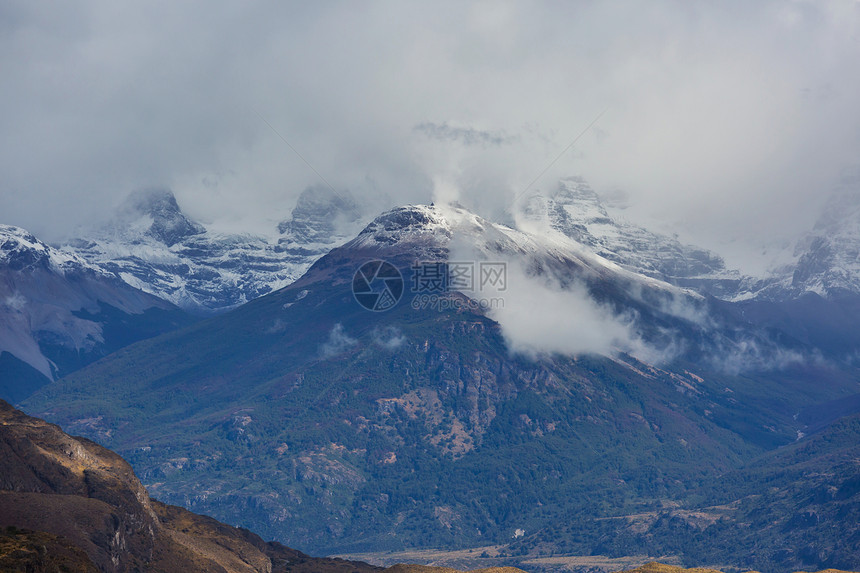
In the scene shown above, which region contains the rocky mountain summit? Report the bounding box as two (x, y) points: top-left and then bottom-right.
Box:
(519, 178), (741, 297)
(755, 188), (860, 301)
(64, 187), (367, 314)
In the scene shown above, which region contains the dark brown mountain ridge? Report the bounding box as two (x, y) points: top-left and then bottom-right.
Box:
(0, 399), (381, 573)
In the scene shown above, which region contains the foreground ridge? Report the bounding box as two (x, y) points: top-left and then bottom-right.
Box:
(0, 399), (380, 573)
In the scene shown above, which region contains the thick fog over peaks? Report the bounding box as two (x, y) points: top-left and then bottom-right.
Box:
(2, 1), (860, 274)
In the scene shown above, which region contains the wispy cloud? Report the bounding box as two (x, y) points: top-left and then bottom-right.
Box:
(414, 122), (518, 147)
(486, 261), (660, 362)
(319, 323), (357, 358)
(371, 326), (406, 350)
(1, 0), (858, 265)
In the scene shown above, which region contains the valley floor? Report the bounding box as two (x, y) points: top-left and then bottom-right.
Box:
(335, 547), (680, 573)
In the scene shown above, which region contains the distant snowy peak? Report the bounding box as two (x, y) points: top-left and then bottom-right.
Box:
(0, 224), (94, 275)
(277, 186), (366, 256)
(0, 224), (184, 395)
(65, 187), (369, 313)
(789, 189), (860, 297)
(113, 187), (205, 246)
(519, 177), (737, 296)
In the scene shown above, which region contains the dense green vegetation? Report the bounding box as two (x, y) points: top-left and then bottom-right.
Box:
(1, 302), (195, 403)
(512, 412), (860, 572)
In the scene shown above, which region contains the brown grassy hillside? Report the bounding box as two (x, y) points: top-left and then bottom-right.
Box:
(0, 399), (380, 573)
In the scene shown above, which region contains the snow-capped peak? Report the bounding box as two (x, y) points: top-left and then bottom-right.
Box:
(0, 224), (91, 275)
(61, 187), (372, 313)
(790, 188), (860, 296)
(348, 202), (544, 260)
(343, 201), (693, 300)
(516, 177), (738, 297)
(111, 188), (205, 247)
(352, 204), (453, 247)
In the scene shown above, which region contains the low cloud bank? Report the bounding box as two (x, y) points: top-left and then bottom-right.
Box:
(486, 262), (661, 362)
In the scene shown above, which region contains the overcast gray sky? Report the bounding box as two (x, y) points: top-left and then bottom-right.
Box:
(2, 1), (859, 273)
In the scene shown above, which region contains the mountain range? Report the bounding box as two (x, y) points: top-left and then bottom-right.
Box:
(63, 186), (367, 314)
(0, 224), (193, 402)
(4, 177), (860, 571)
(17, 194), (860, 572)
